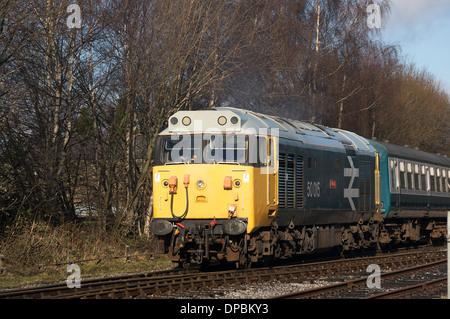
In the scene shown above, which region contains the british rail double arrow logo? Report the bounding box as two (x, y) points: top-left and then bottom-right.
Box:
(344, 156), (359, 211)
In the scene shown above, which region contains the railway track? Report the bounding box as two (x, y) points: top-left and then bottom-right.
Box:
(0, 267), (197, 299)
(272, 259), (447, 299)
(364, 277), (446, 299)
(0, 248), (445, 299)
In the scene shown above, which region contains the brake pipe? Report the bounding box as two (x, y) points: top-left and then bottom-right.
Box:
(170, 174), (190, 220)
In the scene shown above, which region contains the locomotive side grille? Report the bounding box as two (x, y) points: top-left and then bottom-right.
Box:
(295, 156), (304, 208)
(279, 154), (286, 208)
(278, 153), (300, 208)
(286, 155), (295, 208)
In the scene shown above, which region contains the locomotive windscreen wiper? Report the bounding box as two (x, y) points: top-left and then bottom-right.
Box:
(216, 161), (241, 165)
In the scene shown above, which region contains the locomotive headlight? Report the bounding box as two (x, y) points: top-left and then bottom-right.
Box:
(223, 219), (246, 235)
(196, 180), (205, 189)
(182, 116), (191, 126)
(149, 220), (173, 236)
(218, 116), (227, 126)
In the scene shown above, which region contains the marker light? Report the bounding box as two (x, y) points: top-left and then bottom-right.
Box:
(218, 116), (227, 126)
(182, 116), (191, 126)
(196, 180), (205, 189)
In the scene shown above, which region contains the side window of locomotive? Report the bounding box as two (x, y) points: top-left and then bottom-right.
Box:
(248, 135), (267, 167)
(307, 157), (312, 169)
(154, 136), (163, 165)
(162, 136), (182, 163)
(268, 138), (272, 166)
(257, 136), (267, 167)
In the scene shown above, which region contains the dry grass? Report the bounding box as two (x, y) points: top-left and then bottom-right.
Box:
(0, 220), (174, 289)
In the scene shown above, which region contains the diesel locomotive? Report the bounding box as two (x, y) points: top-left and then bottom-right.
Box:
(149, 107), (450, 268)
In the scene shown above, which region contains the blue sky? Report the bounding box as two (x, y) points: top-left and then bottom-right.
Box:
(380, 0), (450, 94)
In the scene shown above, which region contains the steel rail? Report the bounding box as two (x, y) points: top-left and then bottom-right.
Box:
(363, 277), (447, 299)
(271, 259), (446, 299)
(0, 249), (445, 299)
(0, 267), (198, 299)
(54, 250), (447, 299)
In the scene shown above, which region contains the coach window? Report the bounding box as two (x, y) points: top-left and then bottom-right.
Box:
(437, 169), (441, 192)
(447, 170), (450, 193)
(400, 161), (406, 189)
(442, 170), (445, 192)
(420, 165), (426, 191)
(437, 168), (443, 192)
(389, 160), (395, 191)
(414, 164), (420, 190)
(407, 163), (413, 190)
(443, 170), (447, 192)
(430, 167), (436, 192)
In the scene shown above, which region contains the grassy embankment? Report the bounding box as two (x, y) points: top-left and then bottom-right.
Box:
(0, 221), (173, 289)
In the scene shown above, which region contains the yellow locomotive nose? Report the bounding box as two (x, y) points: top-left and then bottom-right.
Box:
(153, 162), (275, 236)
(153, 165), (250, 221)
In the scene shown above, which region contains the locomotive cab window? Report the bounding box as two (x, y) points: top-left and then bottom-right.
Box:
(207, 134), (247, 164)
(154, 134), (268, 166)
(159, 134), (204, 164)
